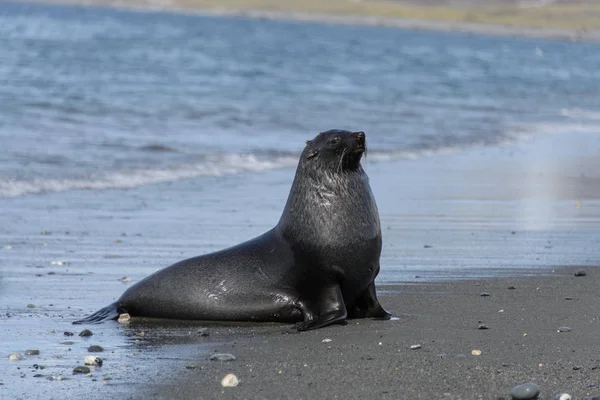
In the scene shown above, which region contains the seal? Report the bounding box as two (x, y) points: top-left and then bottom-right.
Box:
(74, 130), (391, 331)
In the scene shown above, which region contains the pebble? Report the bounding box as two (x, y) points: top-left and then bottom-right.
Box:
(27, 304), (35, 308)
(63, 331), (74, 336)
(73, 366), (90, 374)
(221, 373), (239, 387)
(557, 326), (572, 333)
(555, 394), (572, 400)
(50, 260), (67, 266)
(322, 338), (332, 343)
(47, 376), (65, 381)
(508, 286), (516, 290)
(117, 313), (131, 323)
(79, 329), (93, 337)
(209, 353), (236, 362)
(60, 341), (74, 345)
(119, 276), (133, 283)
(478, 324), (489, 330)
(185, 364), (199, 370)
(84, 356), (103, 366)
(480, 292), (490, 297)
(410, 344), (421, 350)
(9, 352), (22, 361)
(574, 270), (587, 277)
(471, 350), (482, 356)
(198, 328), (210, 337)
(510, 382), (540, 399)
(24, 350), (40, 356)
(87, 345), (104, 353)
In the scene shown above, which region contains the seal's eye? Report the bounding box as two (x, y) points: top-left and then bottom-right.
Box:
(329, 137), (341, 146)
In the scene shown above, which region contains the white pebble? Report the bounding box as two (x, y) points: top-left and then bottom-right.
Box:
(118, 313), (131, 323)
(410, 344), (421, 350)
(84, 356), (103, 366)
(9, 352), (22, 361)
(50, 260), (67, 266)
(221, 373), (239, 387)
(119, 276), (133, 283)
(322, 338), (332, 343)
(555, 394), (572, 400)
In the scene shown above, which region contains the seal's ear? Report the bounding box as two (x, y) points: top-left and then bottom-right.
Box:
(305, 141), (318, 160)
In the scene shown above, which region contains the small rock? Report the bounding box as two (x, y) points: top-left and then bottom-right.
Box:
(480, 292), (490, 297)
(117, 313), (131, 323)
(322, 338), (332, 343)
(510, 382), (540, 399)
(565, 297), (573, 300)
(508, 286), (516, 290)
(119, 276), (132, 284)
(209, 353), (236, 362)
(471, 349), (482, 356)
(47, 376), (65, 381)
(84, 356), (102, 366)
(33, 374), (44, 378)
(410, 344), (421, 350)
(478, 324), (489, 330)
(221, 373), (239, 387)
(27, 304), (35, 308)
(73, 366), (90, 375)
(60, 341), (74, 345)
(79, 329), (93, 337)
(63, 332), (74, 336)
(185, 364), (199, 370)
(198, 328), (210, 337)
(50, 260), (67, 266)
(555, 394), (572, 400)
(9, 352), (22, 361)
(24, 350), (40, 356)
(87, 345), (104, 353)
(557, 326), (572, 333)
(574, 270), (587, 277)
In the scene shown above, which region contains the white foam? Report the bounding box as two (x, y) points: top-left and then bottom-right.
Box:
(0, 153), (298, 199)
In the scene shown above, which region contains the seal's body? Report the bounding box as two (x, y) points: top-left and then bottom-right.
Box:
(74, 130), (390, 330)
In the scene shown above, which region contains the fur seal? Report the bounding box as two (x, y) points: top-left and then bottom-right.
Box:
(74, 130), (390, 331)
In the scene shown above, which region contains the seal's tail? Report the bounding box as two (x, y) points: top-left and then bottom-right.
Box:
(73, 302), (121, 325)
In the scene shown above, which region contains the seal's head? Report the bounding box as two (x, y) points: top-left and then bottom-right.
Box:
(303, 130), (366, 172)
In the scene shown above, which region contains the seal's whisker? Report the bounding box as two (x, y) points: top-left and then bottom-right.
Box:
(338, 147), (346, 173)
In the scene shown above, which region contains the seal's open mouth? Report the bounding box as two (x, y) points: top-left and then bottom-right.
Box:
(354, 131), (366, 153)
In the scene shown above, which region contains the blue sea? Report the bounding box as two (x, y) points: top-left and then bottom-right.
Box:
(1, 1), (599, 199)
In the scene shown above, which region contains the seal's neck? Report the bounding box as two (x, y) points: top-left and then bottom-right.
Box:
(275, 160), (373, 241)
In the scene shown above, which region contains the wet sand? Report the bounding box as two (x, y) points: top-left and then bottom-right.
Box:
(2, 130), (600, 399)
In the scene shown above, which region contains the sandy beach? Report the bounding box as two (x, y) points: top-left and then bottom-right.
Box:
(13, 0), (600, 43)
(2, 129), (600, 399)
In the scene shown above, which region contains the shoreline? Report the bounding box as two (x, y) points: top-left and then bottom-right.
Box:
(11, 0), (600, 43)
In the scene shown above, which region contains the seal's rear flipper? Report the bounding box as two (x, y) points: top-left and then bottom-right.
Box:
(348, 282), (392, 320)
(72, 302), (121, 325)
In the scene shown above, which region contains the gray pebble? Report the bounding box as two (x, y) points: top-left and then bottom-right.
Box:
(574, 270), (587, 277)
(209, 353), (236, 362)
(478, 324), (489, 330)
(27, 304), (35, 308)
(24, 350), (40, 356)
(186, 364), (199, 370)
(410, 344), (421, 350)
(72, 366), (90, 374)
(63, 331), (74, 336)
(87, 345), (104, 352)
(480, 292), (490, 297)
(79, 329), (93, 337)
(198, 328), (210, 337)
(510, 382), (540, 399)
(60, 341), (74, 345)
(508, 286), (516, 290)
(557, 326), (572, 333)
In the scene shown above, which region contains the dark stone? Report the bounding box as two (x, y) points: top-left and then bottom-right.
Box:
(63, 332), (74, 336)
(79, 329), (93, 337)
(510, 382), (540, 399)
(480, 292), (490, 297)
(72, 366), (90, 374)
(574, 270), (587, 277)
(87, 345), (104, 352)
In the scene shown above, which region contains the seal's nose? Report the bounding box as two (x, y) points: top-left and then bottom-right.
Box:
(355, 131), (366, 148)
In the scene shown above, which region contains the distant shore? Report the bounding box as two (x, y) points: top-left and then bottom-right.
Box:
(14, 0), (600, 43)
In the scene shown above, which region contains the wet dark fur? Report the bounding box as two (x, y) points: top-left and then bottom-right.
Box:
(74, 130), (391, 331)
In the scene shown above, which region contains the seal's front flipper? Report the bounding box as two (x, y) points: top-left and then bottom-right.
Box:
(348, 282), (391, 320)
(72, 302), (122, 325)
(295, 284), (347, 331)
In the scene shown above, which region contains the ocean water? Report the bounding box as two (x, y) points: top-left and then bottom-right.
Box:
(1, 1), (600, 198)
